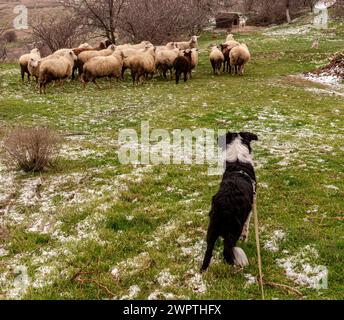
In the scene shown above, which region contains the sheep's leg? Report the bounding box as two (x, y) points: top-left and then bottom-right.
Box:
(93, 79), (101, 89)
(240, 65), (245, 76)
(184, 72), (188, 82)
(121, 67), (126, 80)
(175, 71), (180, 84)
(20, 67), (25, 82)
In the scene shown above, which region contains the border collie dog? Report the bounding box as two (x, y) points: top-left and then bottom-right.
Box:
(201, 132), (258, 272)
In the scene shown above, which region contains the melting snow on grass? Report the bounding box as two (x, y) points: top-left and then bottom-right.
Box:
(277, 245), (328, 289)
(111, 252), (152, 281)
(156, 270), (177, 288)
(184, 269), (207, 294)
(264, 230), (286, 253)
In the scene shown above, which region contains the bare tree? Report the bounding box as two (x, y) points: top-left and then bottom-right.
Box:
(62, 0), (127, 44)
(121, 0), (220, 44)
(32, 11), (90, 52)
(0, 27), (8, 62)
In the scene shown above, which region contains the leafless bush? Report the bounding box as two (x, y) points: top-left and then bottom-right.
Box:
(62, 0), (126, 44)
(32, 10), (91, 52)
(2, 30), (17, 43)
(3, 127), (62, 173)
(333, 0), (344, 18)
(120, 0), (219, 44)
(0, 27), (7, 62)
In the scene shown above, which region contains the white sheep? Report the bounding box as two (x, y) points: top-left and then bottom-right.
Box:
(209, 46), (224, 75)
(19, 48), (41, 82)
(81, 51), (125, 89)
(77, 45), (117, 74)
(155, 48), (181, 80)
(116, 41), (153, 51)
(127, 47), (156, 85)
(225, 34), (235, 43)
(120, 46), (154, 79)
(229, 44), (251, 76)
(28, 58), (41, 83)
(188, 48), (199, 78)
(174, 36), (199, 50)
(78, 43), (93, 49)
(39, 50), (77, 94)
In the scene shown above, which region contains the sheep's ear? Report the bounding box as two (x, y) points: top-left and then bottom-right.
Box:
(240, 132), (258, 142)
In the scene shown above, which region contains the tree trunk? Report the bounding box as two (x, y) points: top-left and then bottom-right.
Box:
(286, 0), (292, 23)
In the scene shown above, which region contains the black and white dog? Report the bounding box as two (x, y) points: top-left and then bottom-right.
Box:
(201, 132), (258, 272)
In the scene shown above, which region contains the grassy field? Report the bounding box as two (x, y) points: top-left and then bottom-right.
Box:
(0, 19), (343, 300)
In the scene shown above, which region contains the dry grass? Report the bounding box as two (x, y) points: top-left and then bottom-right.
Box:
(3, 127), (61, 172)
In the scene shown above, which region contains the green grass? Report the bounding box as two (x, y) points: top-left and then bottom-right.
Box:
(0, 22), (343, 300)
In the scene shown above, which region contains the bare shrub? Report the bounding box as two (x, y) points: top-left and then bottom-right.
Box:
(333, 0), (344, 18)
(32, 10), (91, 52)
(2, 30), (17, 43)
(3, 127), (62, 173)
(62, 0), (127, 44)
(120, 0), (219, 44)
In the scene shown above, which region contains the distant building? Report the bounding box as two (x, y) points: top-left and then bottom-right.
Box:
(215, 12), (241, 29)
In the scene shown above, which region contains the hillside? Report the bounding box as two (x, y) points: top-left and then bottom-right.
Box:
(0, 19), (343, 300)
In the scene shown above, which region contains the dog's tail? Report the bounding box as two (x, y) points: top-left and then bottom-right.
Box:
(233, 247), (249, 267)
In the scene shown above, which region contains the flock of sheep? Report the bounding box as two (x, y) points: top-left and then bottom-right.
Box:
(18, 34), (251, 94)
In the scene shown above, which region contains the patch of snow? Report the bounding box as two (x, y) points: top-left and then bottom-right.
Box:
(264, 230), (286, 253)
(277, 245), (327, 289)
(156, 270), (177, 288)
(304, 73), (342, 85)
(148, 291), (176, 300)
(244, 274), (257, 288)
(111, 253), (151, 281)
(325, 185), (339, 191)
(184, 270), (207, 294)
(120, 285), (141, 300)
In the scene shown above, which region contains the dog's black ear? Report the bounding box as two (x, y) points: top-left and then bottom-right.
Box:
(240, 132), (258, 142)
(218, 132), (236, 150)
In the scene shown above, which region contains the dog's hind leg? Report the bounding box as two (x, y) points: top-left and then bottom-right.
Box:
(240, 212), (252, 243)
(200, 225), (218, 272)
(223, 235), (236, 265)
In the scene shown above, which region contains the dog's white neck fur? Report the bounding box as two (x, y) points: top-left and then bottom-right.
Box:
(226, 137), (253, 165)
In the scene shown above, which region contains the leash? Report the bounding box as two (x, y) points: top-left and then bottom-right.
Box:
(234, 170), (265, 299)
(253, 191), (265, 300)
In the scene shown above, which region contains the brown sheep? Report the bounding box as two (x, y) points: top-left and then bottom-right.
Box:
(221, 41), (240, 73)
(174, 50), (192, 84)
